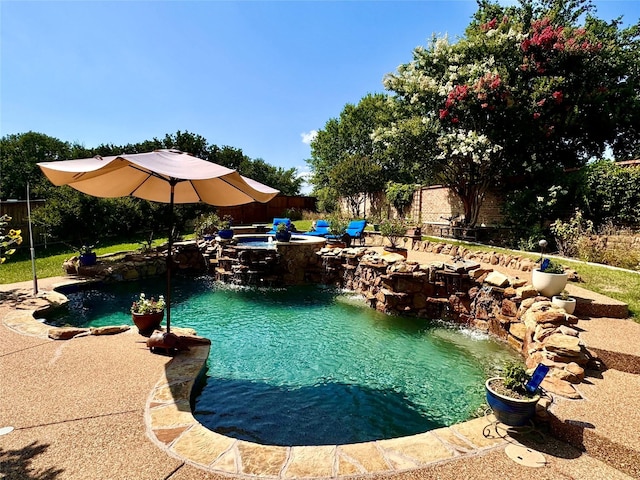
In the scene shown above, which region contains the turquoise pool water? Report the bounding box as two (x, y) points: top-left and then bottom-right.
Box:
(49, 276), (515, 446)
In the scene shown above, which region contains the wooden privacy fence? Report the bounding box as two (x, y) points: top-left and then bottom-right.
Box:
(217, 195), (317, 224)
(0, 196), (317, 246)
(0, 200), (48, 246)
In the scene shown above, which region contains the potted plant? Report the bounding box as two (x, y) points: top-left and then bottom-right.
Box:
(531, 239), (568, 297)
(327, 214), (350, 247)
(485, 360), (544, 427)
(217, 215), (234, 240)
(194, 212), (221, 241)
(552, 289), (576, 314)
(275, 221), (292, 242)
(78, 243), (98, 266)
(379, 217), (408, 257)
(368, 214), (382, 232)
(131, 292), (166, 336)
(405, 216), (422, 237)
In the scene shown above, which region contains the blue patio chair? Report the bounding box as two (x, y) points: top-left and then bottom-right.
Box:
(303, 219), (330, 236)
(266, 218), (291, 235)
(345, 219), (367, 245)
(326, 219), (367, 246)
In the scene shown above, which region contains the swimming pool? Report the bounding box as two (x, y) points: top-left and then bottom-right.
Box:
(232, 233), (325, 248)
(49, 276), (516, 446)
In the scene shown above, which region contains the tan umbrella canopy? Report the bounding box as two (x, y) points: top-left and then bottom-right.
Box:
(38, 149), (279, 338)
(38, 149), (278, 205)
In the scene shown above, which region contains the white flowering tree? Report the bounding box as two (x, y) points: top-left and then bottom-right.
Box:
(380, 0), (640, 227)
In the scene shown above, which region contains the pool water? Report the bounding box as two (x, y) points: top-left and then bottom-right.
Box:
(49, 276), (516, 446)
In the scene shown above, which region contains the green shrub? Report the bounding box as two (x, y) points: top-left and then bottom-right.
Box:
(550, 210), (594, 257)
(501, 360), (529, 393)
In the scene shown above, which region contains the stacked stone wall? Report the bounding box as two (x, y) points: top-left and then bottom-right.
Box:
(316, 246), (591, 400)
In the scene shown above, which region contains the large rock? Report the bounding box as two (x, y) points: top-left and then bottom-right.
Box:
(90, 325), (131, 335)
(48, 327), (90, 340)
(543, 333), (582, 356)
(484, 271), (509, 287)
(509, 322), (527, 340)
(541, 376), (581, 399)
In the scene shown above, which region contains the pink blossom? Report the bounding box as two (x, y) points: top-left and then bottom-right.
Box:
(537, 98), (546, 106)
(439, 109), (449, 119)
(552, 91), (563, 104)
(533, 112), (541, 119)
(481, 17), (498, 32)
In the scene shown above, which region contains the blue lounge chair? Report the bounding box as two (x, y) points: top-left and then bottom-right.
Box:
(266, 218), (291, 235)
(303, 219), (330, 236)
(326, 219), (367, 246)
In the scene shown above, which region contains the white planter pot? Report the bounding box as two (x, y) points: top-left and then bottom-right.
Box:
(552, 296), (576, 314)
(531, 269), (568, 297)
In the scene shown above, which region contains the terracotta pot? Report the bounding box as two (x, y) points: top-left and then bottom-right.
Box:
(132, 311), (164, 337)
(383, 246), (408, 258)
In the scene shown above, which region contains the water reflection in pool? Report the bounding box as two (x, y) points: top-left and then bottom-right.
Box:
(50, 276), (516, 446)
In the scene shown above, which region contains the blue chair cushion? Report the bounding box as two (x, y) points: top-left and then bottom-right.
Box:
(303, 219), (330, 236)
(266, 218), (291, 235)
(345, 220), (367, 238)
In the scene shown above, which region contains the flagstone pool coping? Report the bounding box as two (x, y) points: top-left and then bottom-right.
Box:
(146, 343), (509, 478)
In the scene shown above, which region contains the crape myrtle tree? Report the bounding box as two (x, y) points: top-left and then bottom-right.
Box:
(380, 0), (640, 227)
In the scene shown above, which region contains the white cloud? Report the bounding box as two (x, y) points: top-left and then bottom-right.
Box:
(295, 166), (313, 195)
(301, 130), (318, 145)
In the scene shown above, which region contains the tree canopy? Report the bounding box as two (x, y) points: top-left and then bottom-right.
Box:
(307, 0), (640, 225)
(380, 0), (640, 225)
(1, 130), (302, 200)
(1, 130), (304, 244)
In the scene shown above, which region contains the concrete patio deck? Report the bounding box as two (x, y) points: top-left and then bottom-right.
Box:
(1, 251), (639, 479)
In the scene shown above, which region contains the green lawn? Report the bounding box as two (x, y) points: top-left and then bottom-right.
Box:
(0, 237), (168, 285)
(3, 233), (638, 321)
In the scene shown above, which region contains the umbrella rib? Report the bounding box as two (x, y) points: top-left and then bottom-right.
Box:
(189, 181), (204, 202)
(127, 165), (185, 197)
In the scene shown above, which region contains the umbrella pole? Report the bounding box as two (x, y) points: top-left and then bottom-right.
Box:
(26, 182), (38, 296)
(166, 181), (176, 334)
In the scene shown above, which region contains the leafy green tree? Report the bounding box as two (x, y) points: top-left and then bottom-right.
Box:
(314, 186), (340, 213)
(308, 93), (397, 193)
(581, 159), (640, 228)
(0, 132), (77, 199)
(240, 158), (302, 196)
(385, 182), (416, 216)
(328, 155), (384, 217)
(382, 0), (640, 226)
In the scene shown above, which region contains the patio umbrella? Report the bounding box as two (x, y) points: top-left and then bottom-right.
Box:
(38, 149), (279, 337)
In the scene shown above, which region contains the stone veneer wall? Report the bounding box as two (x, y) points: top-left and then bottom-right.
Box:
(317, 246), (591, 400)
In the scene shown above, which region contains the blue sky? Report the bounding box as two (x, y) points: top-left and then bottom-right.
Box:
(2, 1), (639, 190)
